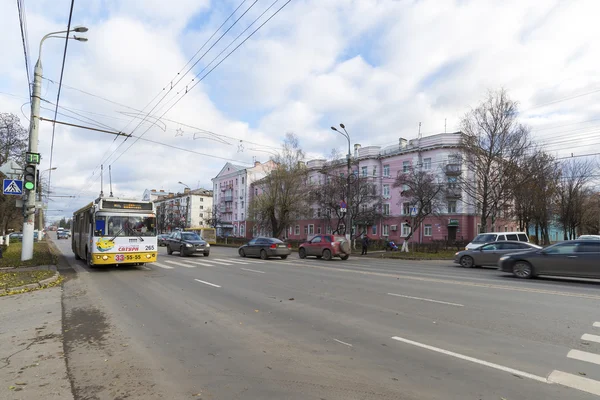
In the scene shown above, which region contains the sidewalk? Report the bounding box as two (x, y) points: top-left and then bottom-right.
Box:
(0, 286), (73, 400)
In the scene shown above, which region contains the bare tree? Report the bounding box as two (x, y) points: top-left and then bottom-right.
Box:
(393, 165), (445, 244)
(512, 150), (561, 244)
(248, 133), (310, 238)
(556, 159), (595, 239)
(0, 113), (28, 234)
(459, 89), (531, 233)
(204, 205), (222, 230)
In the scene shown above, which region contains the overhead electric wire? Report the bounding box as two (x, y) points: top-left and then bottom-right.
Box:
(108, 0), (293, 166)
(46, 0), (75, 206)
(77, 0), (258, 190)
(16, 0), (32, 95)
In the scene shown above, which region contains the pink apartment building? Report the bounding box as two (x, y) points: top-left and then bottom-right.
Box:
(215, 132), (522, 242)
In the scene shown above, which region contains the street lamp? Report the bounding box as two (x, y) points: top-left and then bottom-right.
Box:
(330, 123), (352, 240)
(178, 181), (191, 190)
(22, 27), (88, 261)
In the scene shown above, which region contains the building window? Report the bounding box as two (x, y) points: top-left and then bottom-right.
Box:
(234, 225), (238, 236)
(241, 213), (244, 220)
(255, 188), (258, 195)
(240, 225), (245, 237)
(373, 166), (377, 176)
(295, 225), (300, 235)
(402, 202), (410, 215)
(304, 225), (308, 235)
(317, 226), (322, 234)
(447, 176), (457, 188)
(317, 208), (321, 218)
(308, 224), (314, 235)
(326, 225), (332, 234)
(235, 213), (238, 220)
(199, 213), (203, 218)
(383, 184), (390, 198)
(200, 197), (204, 202)
(309, 176), (313, 184)
(383, 164), (390, 177)
(424, 224), (432, 236)
(403, 161), (410, 172)
(383, 224), (389, 236)
(241, 201), (244, 209)
(383, 204), (390, 216)
(423, 158), (431, 170)
(371, 225), (377, 235)
(401, 223), (411, 237)
(361, 166), (368, 177)
(448, 200), (457, 213)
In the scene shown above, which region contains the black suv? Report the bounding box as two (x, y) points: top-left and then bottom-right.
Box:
(165, 231), (210, 257)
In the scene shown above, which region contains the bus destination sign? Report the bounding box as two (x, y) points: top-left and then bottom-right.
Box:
(102, 200), (153, 211)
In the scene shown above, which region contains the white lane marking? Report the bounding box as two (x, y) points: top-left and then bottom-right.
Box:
(594, 322), (600, 328)
(204, 260), (233, 266)
(548, 370), (600, 396)
(387, 293), (464, 307)
(237, 258), (266, 264)
(153, 262), (174, 269)
(568, 349), (600, 366)
(186, 260), (217, 267)
(163, 260), (196, 268)
(194, 279), (221, 288)
(390, 336), (547, 383)
(582, 333), (600, 344)
(214, 258), (247, 265)
(240, 267), (265, 274)
(333, 338), (353, 347)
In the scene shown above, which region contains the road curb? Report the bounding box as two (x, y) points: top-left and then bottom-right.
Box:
(1, 270), (61, 296)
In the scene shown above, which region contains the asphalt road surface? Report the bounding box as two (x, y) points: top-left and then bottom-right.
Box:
(53, 234), (600, 400)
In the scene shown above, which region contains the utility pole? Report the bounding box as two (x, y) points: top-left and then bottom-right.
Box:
(331, 124), (352, 241)
(21, 57), (43, 260)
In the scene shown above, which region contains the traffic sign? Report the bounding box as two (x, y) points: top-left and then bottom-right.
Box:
(410, 207), (418, 217)
(340, 208), (347, 213)
(340, 201), (347, 209)
(3, 179), (23, 195)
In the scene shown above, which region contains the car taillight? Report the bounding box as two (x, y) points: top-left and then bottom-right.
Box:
(287, 243), (291, 248)
(270, 244), (277, 249)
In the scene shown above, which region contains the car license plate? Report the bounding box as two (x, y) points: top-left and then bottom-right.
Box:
(278, 245), (286, 248)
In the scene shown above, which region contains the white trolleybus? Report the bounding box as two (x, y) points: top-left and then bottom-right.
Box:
(72, 197), (158, 267)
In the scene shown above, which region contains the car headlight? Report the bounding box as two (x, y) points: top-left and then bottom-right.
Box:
(499, 255), (509, 261)
(205, 243), (210, 247)
(185, 243), (193, 248)
(455, 252), (460, 256)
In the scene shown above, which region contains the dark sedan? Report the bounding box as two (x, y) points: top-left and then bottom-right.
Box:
(238, 237), (291, 260)
(498, 240), (600, 279)
(165, 231), (210, 257)
(57, 230), (69, 240)
(157, 234), (170, 247)
(454, 241), (542, 268)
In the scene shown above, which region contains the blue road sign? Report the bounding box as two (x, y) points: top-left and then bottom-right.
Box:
(3, 179), (23, 195)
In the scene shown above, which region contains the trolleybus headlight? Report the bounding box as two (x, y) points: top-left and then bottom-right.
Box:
(102, 255), (109, 260)
(146, 254), (152, 259)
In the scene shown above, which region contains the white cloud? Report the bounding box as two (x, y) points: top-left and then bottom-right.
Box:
(2, 0), (600, 220)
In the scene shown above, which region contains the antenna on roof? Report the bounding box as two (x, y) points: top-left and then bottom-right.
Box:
(109, 165), (114, 197)
(445, 118), (447, 133)
(100, 165), (104, 198)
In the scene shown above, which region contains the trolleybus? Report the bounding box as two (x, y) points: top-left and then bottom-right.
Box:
(72, 197), (158, 267)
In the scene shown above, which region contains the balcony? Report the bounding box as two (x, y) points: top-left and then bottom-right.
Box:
(445, 163), (462, 175)
(445, 187), (462, 198)
(223, 195), (233, 202)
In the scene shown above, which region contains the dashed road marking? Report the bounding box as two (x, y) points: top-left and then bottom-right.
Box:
(194, 278), (221, 288)
(333, 338), (353, 347)
(163, 260), (196, 268)
(387, 293), (464, 307)
(582, 333), (600, 344)
(240, 267), (265, 274)
(390, 336), (547, 383)
(548, 370), (600, 396)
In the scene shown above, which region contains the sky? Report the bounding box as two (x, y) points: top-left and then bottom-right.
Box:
(1, 0), (600, 223)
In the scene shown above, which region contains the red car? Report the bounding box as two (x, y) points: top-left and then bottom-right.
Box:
(298, 235), (351, 261)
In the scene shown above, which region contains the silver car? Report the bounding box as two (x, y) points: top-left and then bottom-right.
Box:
(454, 240), (542, 268)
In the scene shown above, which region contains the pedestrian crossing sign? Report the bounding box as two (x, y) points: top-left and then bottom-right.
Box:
(3, 179), (23, 195)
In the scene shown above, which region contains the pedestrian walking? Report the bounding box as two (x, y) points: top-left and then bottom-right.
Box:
(361, 235), (370, 255)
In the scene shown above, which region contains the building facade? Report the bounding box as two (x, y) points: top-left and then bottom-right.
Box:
(210, 160), (276, 237)
(153, 188), (213, 233)
(216, 132), (526, 242)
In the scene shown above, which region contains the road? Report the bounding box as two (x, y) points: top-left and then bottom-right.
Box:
(52, 235), (600, 399)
